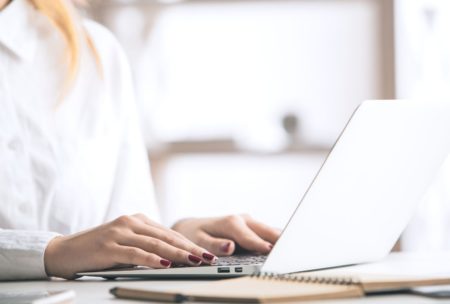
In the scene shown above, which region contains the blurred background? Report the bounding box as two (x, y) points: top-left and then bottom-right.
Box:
(85, 0), (450, 252)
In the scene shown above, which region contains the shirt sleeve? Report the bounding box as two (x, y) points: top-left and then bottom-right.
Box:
(0, 229), (60, 280)
(104, 96), (161, 223)
(92, 21), (161, 223)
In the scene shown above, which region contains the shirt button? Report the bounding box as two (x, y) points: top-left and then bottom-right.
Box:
(8, 138), (23, 153)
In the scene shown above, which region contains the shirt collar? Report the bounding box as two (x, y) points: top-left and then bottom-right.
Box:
(0, 0), (37, 61)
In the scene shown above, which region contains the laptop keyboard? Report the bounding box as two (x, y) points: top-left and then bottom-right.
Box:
(215, 254), (267, 266)
(172, 254), (267, 268)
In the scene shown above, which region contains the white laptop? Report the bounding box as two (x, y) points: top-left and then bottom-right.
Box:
(79, 100), (450, 279)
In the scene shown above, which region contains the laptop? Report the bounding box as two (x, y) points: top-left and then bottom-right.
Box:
(78, 100), (450, 279)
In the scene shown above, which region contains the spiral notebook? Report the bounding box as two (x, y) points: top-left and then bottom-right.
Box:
(110, 272), (450, 303)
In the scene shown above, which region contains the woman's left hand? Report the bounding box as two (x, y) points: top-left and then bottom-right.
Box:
(172, 215), (281, 256)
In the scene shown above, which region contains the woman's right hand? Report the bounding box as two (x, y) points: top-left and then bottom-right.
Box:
(44, 214), (218, 279)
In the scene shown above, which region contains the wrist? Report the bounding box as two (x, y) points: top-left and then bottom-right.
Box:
(44, 236), (62, 277)
(44, 235), (76, 279)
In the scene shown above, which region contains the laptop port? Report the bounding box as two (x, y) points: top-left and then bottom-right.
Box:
(218, 267), (230, 273)
(234, 267), (243, 273)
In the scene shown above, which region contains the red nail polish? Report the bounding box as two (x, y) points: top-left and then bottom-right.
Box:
(160, 259), (171, 267)
(221, 242), (231, 253)
(202, 252), (216, 261)
(188, 255), (202, 264)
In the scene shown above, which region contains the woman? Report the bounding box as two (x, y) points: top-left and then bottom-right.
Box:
(0, 0), (280, 280)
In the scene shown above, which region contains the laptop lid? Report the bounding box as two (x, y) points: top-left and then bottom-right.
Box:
(262, 100), (450, 274)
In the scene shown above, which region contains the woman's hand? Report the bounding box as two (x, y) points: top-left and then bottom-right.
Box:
(172, 215), (281, 256)
(44, 214), (217, 279)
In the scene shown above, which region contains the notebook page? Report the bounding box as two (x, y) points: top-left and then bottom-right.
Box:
(176, 277), (363, 302)
(303, 252), (450, 293)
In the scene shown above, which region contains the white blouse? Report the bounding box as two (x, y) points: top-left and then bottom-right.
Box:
(0, 0), (160, 280)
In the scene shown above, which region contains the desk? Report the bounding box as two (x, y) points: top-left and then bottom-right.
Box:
(1, 252), (448, 303)
(0, 278), (438, 304)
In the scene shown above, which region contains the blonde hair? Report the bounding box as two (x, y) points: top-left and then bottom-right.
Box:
(29, 0), (101, 95)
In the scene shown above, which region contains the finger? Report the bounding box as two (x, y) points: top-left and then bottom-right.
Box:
(121, 233), (209, 266)
(244, 217), (281, 244)
(133, 213), (194, 246)
(132, 213), (191, 242)
(195, 231), (235, 256)
(130, 214), (217, 263)
(131, 222), (217, 264)
(114, 245), (172, 269)
(213, 216), (273, 253)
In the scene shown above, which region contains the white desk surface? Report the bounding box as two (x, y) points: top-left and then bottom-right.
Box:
(1, 252), (449, 304)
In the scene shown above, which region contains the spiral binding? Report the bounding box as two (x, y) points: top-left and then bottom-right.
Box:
(250, 272), (360, 286)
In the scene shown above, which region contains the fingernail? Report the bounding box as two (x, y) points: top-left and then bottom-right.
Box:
(268, 244), (274, 250)
(202, 252), (218, 263)
(160, 259), (171, 267)
(221, 242), (231, 253)
(188, 255), (202, 265)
